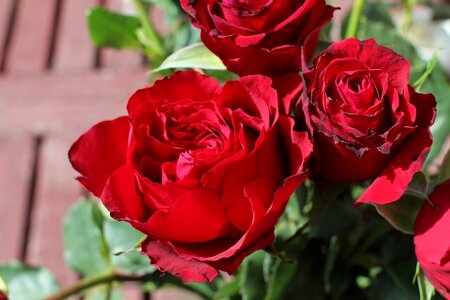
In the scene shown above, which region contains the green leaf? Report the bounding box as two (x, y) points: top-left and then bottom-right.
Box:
(0, 272), (7, 295)
(0, 262), (59, 300)
(368, 234), (419, 300)
(422, 65), (450, 165)
(240, 251), (267, 300)
(213, 274), (241, 300)
(413, 50), (440, 92)
(64, 200), (111, 275)
(438, 148), (450, 184)
(103, 218), (154, 274)
(263, 255), (296, 300)
(86, 7), (141, 50)
(275, 191), (309, 242)
(357, 16), (421, 64)
(153, 43), (226, 73)
(416, 265), (436, 300)
(375, 172), (428, 234)
(375, 195), (424, 234)
(309, 198), (360, 238)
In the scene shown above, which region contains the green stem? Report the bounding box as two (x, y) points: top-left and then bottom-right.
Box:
(44, 272), (154, 300)
(132, 0), (166, 59)
(402, 0), (417, 31)
(345, 0), (367, 38)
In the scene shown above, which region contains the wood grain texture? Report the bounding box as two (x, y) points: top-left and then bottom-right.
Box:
(26, 133), (80, 287)
(0, 71), (148, 133)
(53, 0), (97, 72)
(0, 133), (34, 262)
(5, 0), (56, 74)
(0, 0), (15, 67)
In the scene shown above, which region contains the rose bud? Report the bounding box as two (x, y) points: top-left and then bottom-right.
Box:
(414, 179), (450, 299)
(297, 38), (436, 205)
(181, 0), (335, 77)
(69, 70), (312, 282)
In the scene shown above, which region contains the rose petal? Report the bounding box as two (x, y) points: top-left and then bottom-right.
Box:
(69, 116), (130, 197)
(146, 189), (231, 243)
(356, 90), (435, 205)
(356, 127), (432, 205)
(414, 180), (450, 265)
(147, 70), (222, 105)
(101, 164), (149, 223)
(271, 73), (303, 116)
(142, 239), (219, 282)
(327, 39), (410, 94)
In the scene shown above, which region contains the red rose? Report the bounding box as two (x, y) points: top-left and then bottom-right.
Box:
(181, 0), (335, 77)
(414, 179), (450, 299)
(69, 70), (312, 282)
(297, 38), (436, 205)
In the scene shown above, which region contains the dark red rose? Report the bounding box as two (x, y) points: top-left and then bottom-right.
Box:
(181, 0), (335, 77)
(69, 70), (312, 282)
(414, 179), (450, 299)
(297, 38), (436, 205)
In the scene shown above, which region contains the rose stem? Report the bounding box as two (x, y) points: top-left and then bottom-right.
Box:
(132, 0), (166, 61)
(344, 0), (367, 39)
(43, 270), (214, 300)
(43, 271), (151, 300)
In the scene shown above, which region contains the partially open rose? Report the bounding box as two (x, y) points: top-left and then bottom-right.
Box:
(414, 179), (450, 299)
(181, 0), (335, 77)
(69, 70), (312, 282)
(297, 38), (436, 205)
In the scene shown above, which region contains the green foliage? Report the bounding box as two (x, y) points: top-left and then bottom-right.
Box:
(240, 251), (266, 300)
(368, 234), (419, 300)
(413, 50), (440, 92)
(375, 195), (424, 234)
(153, 43), (226, 73)
(0, 273), (7, 295)
(103, 219), (153, 274)
(415, 264), (436, 300)
(420, 65), (450, 165)
(64, 199), (154, 277)
(86, 7), (141, 50)
(438, 149), (450, 184)
(238, 250), (297, 300)
(64, 199), (112, 275)
(375, 172), (429, 234)
(0, 262), (59, 300)
(357, 16), (421, 64)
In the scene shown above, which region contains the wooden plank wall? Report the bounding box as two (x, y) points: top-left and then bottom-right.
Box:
(0, 0), (151, 297)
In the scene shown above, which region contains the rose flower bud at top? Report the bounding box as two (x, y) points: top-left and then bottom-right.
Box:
(69, 70), (312, 282)
(297, 38), (436, 205)
(414, 179), (450, 299)
(181, 0), (335, 77)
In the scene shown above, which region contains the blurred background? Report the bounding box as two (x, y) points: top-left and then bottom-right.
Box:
(0, 0), (448, 298)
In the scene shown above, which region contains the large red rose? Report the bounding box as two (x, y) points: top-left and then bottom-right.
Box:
(181, 0), (335, 77)
(69, 70), (312, 282)
(297, 38), (436, 205)
(414, 179), (450, 299)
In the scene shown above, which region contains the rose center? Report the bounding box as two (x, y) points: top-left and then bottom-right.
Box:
(220, 0), (273, 17)
(348, 74), (370, 93)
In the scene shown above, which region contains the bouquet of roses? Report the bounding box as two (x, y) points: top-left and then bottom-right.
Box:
(1, 0), (450, 299)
